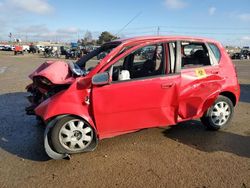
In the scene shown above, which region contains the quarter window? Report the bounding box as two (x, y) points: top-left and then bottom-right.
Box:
(208, 43), (221, 63)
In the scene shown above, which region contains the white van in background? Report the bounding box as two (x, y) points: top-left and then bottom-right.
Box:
(22, 45), (30, 52)
(36, 45), (45, 53)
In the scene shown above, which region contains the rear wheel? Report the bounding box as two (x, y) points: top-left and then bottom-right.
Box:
(51, 116), (95, 154)
(201, 95), (234, 130)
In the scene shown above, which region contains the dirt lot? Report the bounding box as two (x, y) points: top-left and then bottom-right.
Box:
(0, 51), (249, 188)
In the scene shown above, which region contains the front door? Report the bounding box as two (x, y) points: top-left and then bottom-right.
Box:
(92, 42), (181, 138)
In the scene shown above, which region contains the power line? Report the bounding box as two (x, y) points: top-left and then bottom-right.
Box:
(115, 11), (142, 36)
(120, 25), (250, 32)
(159, 25), (250, 30)
(159, 30), (250, 35)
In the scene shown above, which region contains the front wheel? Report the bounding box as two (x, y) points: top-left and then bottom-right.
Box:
(51, 116), (95, 154)
(201, 95), (234, 130)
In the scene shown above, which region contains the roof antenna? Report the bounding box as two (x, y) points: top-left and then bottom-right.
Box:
(115, 11), (142, 37)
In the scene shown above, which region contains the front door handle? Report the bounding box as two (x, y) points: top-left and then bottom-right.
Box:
(161, 83), (174, 89)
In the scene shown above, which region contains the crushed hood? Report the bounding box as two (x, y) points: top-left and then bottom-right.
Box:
(29, 61), (75, 85)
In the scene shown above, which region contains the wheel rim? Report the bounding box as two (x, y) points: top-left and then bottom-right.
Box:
(211, 101), (231, 126)
(59, 119), (93, 152)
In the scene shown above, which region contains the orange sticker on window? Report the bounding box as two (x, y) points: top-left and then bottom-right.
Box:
(195, 68), (207, 78)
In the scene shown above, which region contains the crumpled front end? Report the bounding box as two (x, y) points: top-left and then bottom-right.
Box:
(25, 61), (74, 115)
(33, 78), (97, 160)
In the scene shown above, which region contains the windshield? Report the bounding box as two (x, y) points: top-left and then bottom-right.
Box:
(76, 42), (121, 72)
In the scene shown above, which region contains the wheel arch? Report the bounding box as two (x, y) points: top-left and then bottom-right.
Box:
(35, 99), (97, 131)
(219, 91), (237, 106)
(45, 114), (97, 131)
(198, 90), (237, 118)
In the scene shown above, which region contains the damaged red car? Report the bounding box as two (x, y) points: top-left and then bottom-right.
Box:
(26, 36), (240, 159)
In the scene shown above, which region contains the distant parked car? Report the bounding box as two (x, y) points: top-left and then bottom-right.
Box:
(231, 53), (241, 59)
(60, 46), (69, 56)
(65, 48), (82, 59)
(240, 50), (250, 60)
(36, 45), (45, 53)
(0, 45), (5, 50)
(28, 45), (38, 54)
(140, 47), (155, 60)
(3, 45), (14, 51)
(44, 46), (61, 58)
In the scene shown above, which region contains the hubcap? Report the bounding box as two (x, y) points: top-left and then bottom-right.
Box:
(59, 119), (93, 152)
(211, 101), (231, 126)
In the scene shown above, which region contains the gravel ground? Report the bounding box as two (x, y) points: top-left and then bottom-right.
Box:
(0, 51), (249, 188)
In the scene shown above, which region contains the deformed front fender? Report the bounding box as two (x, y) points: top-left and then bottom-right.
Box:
(35, 88), (96, 130)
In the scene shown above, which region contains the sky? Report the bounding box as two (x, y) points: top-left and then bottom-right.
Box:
(0, 0), (250, 46)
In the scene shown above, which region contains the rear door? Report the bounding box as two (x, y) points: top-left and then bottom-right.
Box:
(178, 41), (223, 119)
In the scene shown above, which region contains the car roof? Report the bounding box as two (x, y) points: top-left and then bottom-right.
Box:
(113, 35), (219, 45)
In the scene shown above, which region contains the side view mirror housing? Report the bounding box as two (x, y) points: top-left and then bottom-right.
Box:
(92, 72), (110, 86)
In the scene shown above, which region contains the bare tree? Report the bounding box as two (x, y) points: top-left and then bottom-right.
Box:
(84, 31), (93, 44)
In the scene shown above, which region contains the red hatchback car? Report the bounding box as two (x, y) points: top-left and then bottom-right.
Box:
(26, 36), (240, 159)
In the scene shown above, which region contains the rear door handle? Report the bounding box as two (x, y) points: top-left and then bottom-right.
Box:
(161, 83), (174, 89)
(211, 70), (219, 74)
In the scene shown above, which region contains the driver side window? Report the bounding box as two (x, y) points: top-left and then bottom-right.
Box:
(109, 44), (165, 82)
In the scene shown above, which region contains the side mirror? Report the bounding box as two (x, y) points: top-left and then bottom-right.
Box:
(92, 72), (110, 86)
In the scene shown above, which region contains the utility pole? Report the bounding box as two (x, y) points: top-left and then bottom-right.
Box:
(8, 32), (12, 42)
(157, 26), (160, 36)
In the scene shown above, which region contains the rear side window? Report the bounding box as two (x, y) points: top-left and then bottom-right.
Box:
(208, 43), (221, 63)
(181, 42), (211, 69)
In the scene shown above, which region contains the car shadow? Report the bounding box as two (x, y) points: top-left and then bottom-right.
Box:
(240, 84), (250, 103)
(0, 92), (50, 161)
(163, 120), (250, 158)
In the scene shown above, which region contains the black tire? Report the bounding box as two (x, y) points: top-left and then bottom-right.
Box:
(51, 116), (95, 154)
(201, 95), (234, 130)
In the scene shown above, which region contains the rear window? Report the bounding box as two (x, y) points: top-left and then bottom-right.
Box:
(208, 43), (221, 63)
